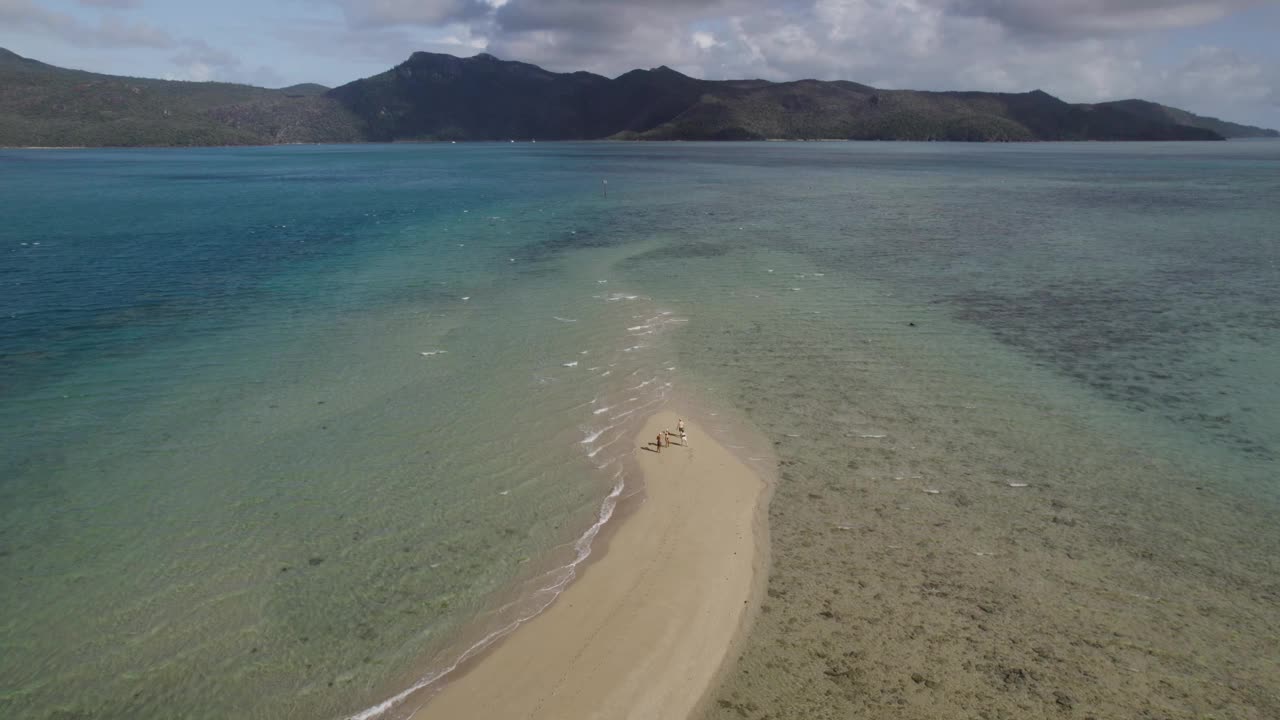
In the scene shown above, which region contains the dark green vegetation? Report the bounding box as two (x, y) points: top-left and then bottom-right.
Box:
(0, 48), (361, 146)
(1094, 99), (1279, 140)
(3, 47), (1276, 146)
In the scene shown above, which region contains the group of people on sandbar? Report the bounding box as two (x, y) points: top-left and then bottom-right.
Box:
(652, 418), (687, 453)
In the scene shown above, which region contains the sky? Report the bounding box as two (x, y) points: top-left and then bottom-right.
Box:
(1, 0), (1277, 128)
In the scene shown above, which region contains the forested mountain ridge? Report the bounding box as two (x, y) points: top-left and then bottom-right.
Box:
(0, 47), (360, 146)
(3, 47), (1275, 147)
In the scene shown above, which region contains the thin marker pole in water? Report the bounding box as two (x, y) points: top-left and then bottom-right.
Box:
(602, 179), (608, 198)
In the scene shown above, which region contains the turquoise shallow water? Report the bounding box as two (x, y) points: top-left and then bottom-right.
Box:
(2, 141), (1278, 720)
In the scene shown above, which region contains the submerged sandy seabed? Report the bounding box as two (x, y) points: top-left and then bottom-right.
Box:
(409, 411), (768, 720)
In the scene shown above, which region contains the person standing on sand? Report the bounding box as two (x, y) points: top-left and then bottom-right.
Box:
(678, 418), (685, 435)
(656, 433), (663, 453)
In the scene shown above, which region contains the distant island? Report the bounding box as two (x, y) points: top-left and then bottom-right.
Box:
(2, 46), (1276, 147)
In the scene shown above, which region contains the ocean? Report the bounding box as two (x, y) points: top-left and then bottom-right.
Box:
(2, 141), (1277, 720)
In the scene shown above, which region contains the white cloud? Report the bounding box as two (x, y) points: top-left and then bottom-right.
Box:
(326, 0), (491, 28)
(691, 31), (720, 50)
(1149, 45), (1278, 120)
(0, 0), (173, 48)
(161, 38), (290, 87)
(171, 39), (238, 72)
(950, 0), (1262, 35)
(288, 0), (1274, 129)
(172, 61), (213, 82)
(77, 0), (143, 8)
(14, 0), (1271, 127)
(1170, 46), (1274, 102)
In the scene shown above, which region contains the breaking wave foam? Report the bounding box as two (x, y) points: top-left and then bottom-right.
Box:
(344, 467), (628, 720)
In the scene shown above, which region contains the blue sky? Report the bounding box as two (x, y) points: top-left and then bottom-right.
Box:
(2, 0), (1277, 128)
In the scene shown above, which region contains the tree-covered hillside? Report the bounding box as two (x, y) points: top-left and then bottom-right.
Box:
(4, 47), (1276, 147)
(1094, 99), (1278, 139)
(0, 48), (361, 146)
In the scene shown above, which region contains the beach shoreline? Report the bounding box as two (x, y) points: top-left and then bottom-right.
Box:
(400, 410), (768, 720)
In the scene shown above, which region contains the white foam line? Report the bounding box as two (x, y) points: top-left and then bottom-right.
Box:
(344, 471), (628, 720)
(593, 406), (612, 415)
(562, 361), (579, 368)
(343, 618), (520, 720)
(628, 377), (657, 390)
(586, 428), (630, 458)
(611, 394), (665, 421)
(580, 424), (615, 444)
(553, 316), (578, 323)
(636, 394), (667, 411)
(476, 594), (525, 620)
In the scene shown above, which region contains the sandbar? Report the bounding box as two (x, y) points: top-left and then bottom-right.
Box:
(409, 411), (767, 720)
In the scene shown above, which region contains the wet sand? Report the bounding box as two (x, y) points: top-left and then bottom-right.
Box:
(410, 411), (768, 720)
